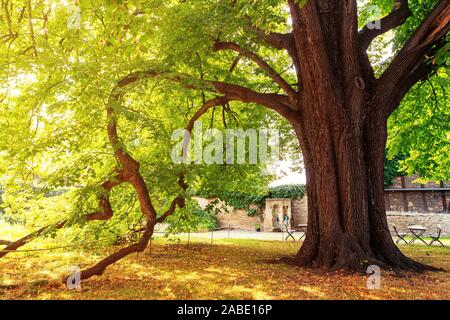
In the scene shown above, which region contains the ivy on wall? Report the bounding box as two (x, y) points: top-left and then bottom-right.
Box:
(199, 184), (307, 217)
(384, 152), (408, 187)
(268, 184), (306, 200)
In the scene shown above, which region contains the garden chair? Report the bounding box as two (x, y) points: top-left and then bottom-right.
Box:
(428, 224), (444, 247)
(278, 219), (296, 241)
(393, 224), (408, 245)
(283, 223), (297, 241)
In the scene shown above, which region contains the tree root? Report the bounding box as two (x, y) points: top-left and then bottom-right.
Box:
(293, 232), (442, 274)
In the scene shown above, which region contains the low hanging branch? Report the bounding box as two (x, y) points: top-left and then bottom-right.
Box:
(0, 174), (124, 259)
(68, 60), (297, 279)
(65, 79), (173, 282)
(0, 221), (66, 259)
(2, 61), (298, 281)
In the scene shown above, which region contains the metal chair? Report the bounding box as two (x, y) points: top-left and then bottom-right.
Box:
(278, 221), (296, 241)
(428, 224), (444, 247)
(284, 224), (297, 241)
(393, 224), (408, 244)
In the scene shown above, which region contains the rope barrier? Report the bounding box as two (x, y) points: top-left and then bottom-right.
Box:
(0, 225), (290, 253)
(0, 234), (124, 253)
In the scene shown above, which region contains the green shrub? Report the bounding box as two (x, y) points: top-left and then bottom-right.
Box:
(384, 152), (408, 187)
(166, 200), (218, 232)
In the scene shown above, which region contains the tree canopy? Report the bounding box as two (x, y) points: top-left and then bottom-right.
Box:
(0, 0), (449, 277)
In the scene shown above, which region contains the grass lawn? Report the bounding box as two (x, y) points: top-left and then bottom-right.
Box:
(0, 238), (449, 300)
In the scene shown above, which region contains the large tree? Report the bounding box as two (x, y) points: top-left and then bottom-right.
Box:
(0, 0), (449, 281)
(149, 0), (449, 271)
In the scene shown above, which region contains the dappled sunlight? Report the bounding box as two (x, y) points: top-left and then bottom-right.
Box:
(221, 284), (274, 300)
(296, 286), (327, 299)
(1, 239), (449, 299)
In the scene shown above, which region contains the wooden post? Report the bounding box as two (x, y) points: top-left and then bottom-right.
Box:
(188, 229), (190, 248)
(401, 176), (409, 212)
(211, 229), (214, 245)
(421, 184), (428, 212)
(228, 224), (231, 239)
(149, 238), (152, 256)
(440, 181), (447, 212)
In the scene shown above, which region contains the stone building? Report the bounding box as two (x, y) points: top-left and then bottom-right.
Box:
(193, 196), (308, 231)
(194, 176), (450, 236)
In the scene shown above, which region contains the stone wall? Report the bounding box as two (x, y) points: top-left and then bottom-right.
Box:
(386, 212), (450, 236)
(194, 192), (449, 236)
(193, 196), (263, 230)
(263, 198), (292, 231)
(385, 176), (450, 213)
(288, 196), (449, 236)
(194, 196), (309, 231)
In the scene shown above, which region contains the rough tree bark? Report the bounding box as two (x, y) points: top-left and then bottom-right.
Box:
(288, 0), (449, 271)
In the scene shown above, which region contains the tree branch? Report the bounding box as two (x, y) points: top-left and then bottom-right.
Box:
(244, 18), (294, 51)
(213, 41), (297, 98)
(0, 173), (126, 258)
(63, 72), (190, 282)
(121, 70), (296, 116)
(375, 0), (450, 118)
(359, 0), (411, 51)
(84, 174), (124, 221)
(0, 221), (65, 258)
(68, 219), (154, 281)
(210, 81), (297, 118)
(26, 0), (37, 56)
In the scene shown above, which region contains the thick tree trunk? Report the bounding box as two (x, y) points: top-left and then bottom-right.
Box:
(282, 0), (446, 273)
(291, 108), (437, 272)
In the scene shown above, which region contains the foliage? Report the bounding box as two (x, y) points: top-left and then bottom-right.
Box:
(267, 184), (306, 199)
(384, 152), (408, 187)
(204, 184), (306, 216)
(0, 0), (284, 242)
(165, 200), (218, 233)
(0, 0), (447, 248)
(361, 0), (450, 182)
(386, 0), (450, 182)
(387, 74), (450, 182)
(215, 191), (266, 210)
